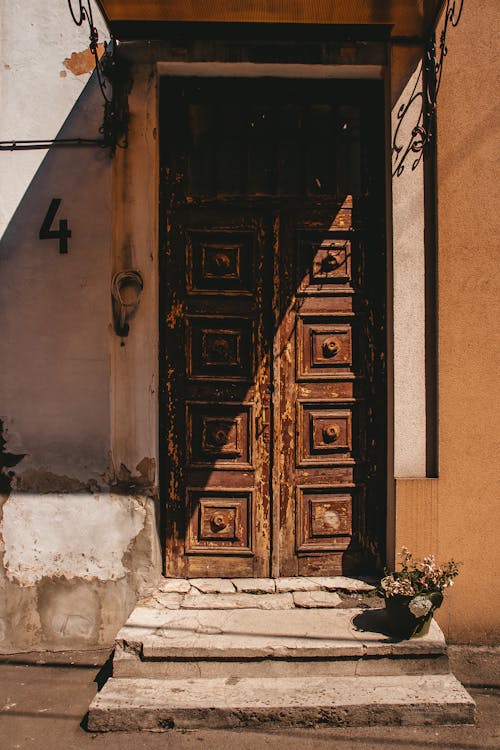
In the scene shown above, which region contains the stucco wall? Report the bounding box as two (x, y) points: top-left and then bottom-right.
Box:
(395, 0), (500, 643)
(434, 0), (499, 643)
(0, 0), (161, 652)
(390, 48), (428, 481)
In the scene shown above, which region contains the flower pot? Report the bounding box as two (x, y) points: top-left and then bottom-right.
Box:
(384, 592), (443, 639)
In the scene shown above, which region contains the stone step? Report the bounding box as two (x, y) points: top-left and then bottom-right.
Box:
(156, 576), (377, 596)
(113, 605), (449, 678)
(88, 673), (475, 731)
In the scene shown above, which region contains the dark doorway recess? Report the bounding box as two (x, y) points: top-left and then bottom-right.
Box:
(159, 77), (386, 578)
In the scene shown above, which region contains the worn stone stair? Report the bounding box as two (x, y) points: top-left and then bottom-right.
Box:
(88, 577), (475, 731)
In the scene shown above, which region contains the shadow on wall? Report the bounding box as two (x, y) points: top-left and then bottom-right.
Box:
(0, 72), (112, 487)
(0, 75), (160, 654)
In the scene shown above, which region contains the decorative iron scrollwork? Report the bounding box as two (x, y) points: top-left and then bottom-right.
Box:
(67, 1), (129, 149)
(392, 0), (464, 177)
(67, 1), (110, 102)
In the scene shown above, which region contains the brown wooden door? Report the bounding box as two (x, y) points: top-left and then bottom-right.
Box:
(162, 208), (273, 577)
(273, 201), (386, 576)
(160, 79), (386, 577)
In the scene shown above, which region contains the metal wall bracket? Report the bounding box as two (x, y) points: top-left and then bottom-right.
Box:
(111, 270), (143, 337)
(392, 0), (464, 176)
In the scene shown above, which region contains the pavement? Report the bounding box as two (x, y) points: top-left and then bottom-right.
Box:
(0, 645), (499, 750)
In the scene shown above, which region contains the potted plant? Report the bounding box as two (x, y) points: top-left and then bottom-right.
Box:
(380, 547), (460, 639)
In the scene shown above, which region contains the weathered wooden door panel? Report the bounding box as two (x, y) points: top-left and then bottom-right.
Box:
(161, 208), (273, 577)
(160, 78), (386, 577)
(273, 203), (381, 576)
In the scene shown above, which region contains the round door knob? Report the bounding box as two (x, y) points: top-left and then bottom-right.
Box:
(322, 337), (340, 358)
(321, 252), (339, 271)
(322, 424), (340, 443)
(211, 252), (231, 274)
(211, 512), (228, 532)
(209, 427), (229, 446)
(210, 337), (231, 361)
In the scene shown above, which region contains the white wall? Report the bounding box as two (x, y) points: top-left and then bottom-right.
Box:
(0, 0), (109, 234)
(391, 57), (427, 479)
(0, 0), (161, 652)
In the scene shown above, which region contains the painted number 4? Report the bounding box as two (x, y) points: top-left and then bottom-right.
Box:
(39, 198), (72, 254)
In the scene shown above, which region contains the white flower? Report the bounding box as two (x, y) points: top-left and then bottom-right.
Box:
(408, 595), (433, 618)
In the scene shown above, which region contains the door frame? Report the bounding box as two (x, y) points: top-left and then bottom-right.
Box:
(160, 70), (387, 575)
(109, 50), (429, 578)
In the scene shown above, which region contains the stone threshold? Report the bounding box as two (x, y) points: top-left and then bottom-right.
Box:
(142, 575), (379, 611)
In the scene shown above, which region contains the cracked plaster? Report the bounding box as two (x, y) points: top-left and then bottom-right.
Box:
(1, 492), (146, 586)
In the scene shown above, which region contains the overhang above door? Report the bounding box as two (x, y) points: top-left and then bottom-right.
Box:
(96, 0), (444, 39)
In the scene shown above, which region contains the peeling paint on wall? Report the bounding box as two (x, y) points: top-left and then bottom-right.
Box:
(12, 469), (90, 494)
(1, 493), (146, 586)
(63, 45), (104, 76)
(0, 418), (25, 494)
(102, 454), (157, 492)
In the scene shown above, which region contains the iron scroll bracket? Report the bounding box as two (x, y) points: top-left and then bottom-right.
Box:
(392, 0), (464, 177)
(67, 1), (129, 150)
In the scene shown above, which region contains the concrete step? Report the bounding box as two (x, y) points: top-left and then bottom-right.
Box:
(113, 605), (450, 678)
(88, 673), (475, 731)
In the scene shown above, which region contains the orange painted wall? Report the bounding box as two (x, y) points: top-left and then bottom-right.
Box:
(435, 0), (499, 642)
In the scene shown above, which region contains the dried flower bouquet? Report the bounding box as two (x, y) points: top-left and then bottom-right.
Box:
(380, 547), (460, 638)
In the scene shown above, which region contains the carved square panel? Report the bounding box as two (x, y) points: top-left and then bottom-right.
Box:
(297, 316), (353, 380)
(298, 234), (352, 294)
(297, 402), (353, 466)
(202, 330), (240, 367)
(297, 487), (352, 552)
(187, 230), (254, 295)
(187, 403), (252, 468)
(187, 317), (253, 380)
(186, 489), (253, 555)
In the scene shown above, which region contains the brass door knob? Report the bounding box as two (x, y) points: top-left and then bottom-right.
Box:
(211, 512), (228, 532)
(322, 424), (340, 443)
(210, 337), (231, 361)
(211, 252), (231, 274)
(321, 252), (339, 272)
(322, 337), (340, 358)
(208, 427), (229, 446)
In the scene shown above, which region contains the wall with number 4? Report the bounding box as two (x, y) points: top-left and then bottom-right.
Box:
(0, 1), (112, 486)
(0, 2), (155, 652)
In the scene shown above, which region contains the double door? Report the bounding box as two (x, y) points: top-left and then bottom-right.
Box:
(160, 78), (386, 578)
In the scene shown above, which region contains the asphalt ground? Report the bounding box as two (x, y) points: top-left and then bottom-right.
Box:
(1, 646), (499, 750)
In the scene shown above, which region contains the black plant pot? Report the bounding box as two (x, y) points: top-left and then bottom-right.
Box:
(384, 592), (444, 639)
